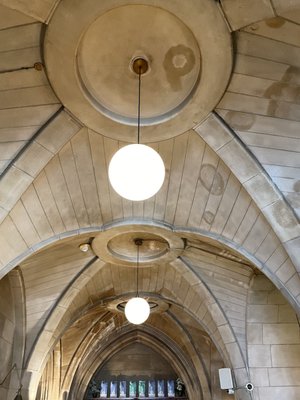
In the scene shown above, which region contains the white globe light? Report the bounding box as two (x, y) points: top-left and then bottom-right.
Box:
(124, 297), (150, 325)
(108, 144), (165, 201)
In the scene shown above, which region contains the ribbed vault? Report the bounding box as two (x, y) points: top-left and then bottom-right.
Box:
(11, 226), (262, 399)
(0, 1), (299, 400)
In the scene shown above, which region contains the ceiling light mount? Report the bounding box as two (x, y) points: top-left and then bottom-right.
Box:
(134, 237), (143, 247)
(131, 57), (149, 75)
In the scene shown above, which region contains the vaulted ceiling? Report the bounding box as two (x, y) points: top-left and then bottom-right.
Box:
(0, 1), (299, 400)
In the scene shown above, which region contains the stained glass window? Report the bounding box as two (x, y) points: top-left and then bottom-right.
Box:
(119, 381), (126, 398)
(167, 380), (175, 397)
(138, 380), (146, 397)
(87, 377), (186, 398)
(100, 381), (108, 398)
(129, 380), (136, 397)
(148, 380), (155, 397)
(110, 381), (117, 397)
(157, 380), (164, 397)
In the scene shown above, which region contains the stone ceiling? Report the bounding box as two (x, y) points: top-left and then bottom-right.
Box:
(0, 1), (299, 399)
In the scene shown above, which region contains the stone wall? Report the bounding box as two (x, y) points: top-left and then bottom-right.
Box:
(95, 343), (177, 380)
(0, 275), (15, 399)
(247, 273), (300, 400)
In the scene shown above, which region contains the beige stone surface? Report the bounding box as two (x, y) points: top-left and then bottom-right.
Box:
(263, 324), (300, 344)
(0, 1), (299, 399)
(0, 275), (15, 398)
(15, 142), (53, 177)
(284, 237), (300, 272)
(218, 324), (236, 344)
(0, 0), (58, 22)
(195, 113), (232, 150)
(267, 290), (287, 305)
(250, 367), (269, 387)
(248, 344), (272, 367)
(276, 259), (297, 284)
(248, 305), (278, 323)
(278, 304), (298, 323)
(0, 166), (33, 212)
(248, 324), (263, 344)
(224, 342), (245, 368)
(269, 367), (300, 386)
(272, 0), (300, 24)
(259, 386), (300, 399)
(216, 139), (261, 184)
(36, 111), (81, 153)
(266, 250), (289, 279)
(220, 0), (274, 31)
(271, 345), (300, 367)
(249, 291), (268, 305)
(243, 173), (280, 209)
(262, 200), (300, 243)
(286, 274), (300, 297)
(0, 3), (35, 28)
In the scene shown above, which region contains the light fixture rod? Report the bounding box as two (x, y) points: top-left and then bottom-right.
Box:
(137, 240), (139, 296)
(134, 238), (143, 297)
(132, 57), (148, 144)
(137, 67), (141, 144)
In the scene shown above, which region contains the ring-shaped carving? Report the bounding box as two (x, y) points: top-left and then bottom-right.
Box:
(44, 0), (232, 142)
(92, 225), (184, 266)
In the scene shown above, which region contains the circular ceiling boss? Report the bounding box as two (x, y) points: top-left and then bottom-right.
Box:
(77, 6), (200, 124)
(91, 225), (185, 266)
(45, 0), (232, 142)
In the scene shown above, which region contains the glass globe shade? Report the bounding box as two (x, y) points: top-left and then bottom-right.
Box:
(124, 297), (150, 325)
(108, 144), (165, 201)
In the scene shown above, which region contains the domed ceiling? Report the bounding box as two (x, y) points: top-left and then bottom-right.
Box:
(0, 1), (299, 400)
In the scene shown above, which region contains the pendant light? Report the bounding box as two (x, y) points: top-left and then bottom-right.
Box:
(125, 239), (150, 324)
(108, 58), (165, 201)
